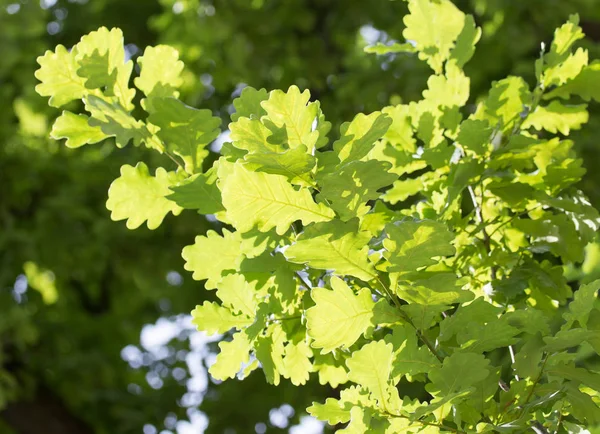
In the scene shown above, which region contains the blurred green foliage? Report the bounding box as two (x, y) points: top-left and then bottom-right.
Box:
(2, 0), (600, 433)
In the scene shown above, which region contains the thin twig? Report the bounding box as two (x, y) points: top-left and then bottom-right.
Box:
(518, 353), (548, 419)
(376, 278), (445, 363)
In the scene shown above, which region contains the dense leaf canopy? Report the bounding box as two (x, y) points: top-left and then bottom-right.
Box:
(3, 1), (600, 433)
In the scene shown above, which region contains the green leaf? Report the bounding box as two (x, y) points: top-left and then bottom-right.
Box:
(334, 112), (392, 164)
(564, 280), (600, 327)
(426, 352), (490, 396)
(242, 145), (316, 185)
(364, 42), (416, 55)
(261, 85), (319, 150)
(478, 76), (531, 131)
(545, 61), (600, 102)
(23, 262), (58, 305)
(395, 272), (473, 305)
(318, 160), (396, 220)
(400, 303), (448, 331)
(285, 219), (376, 281)
(381, 105), (416, 152)
(220, 163), (334, 235)
(106, 162), (182, 230)
(167, 163), (224, 214)
(445, 159), (484, 208)
(456, 119), (492, 155)
(282, 340), (313, 386)
(347, 340), (394, 409)
(313, 354), (349, 388)
(449, 15), (481, 68)
(546, 363), (600, 391)
(35, 44), (87, 108)
(255, 324), (286, 386)
(514, 335), (545, 379)
(383, 220), (455, 272)
(439, 298), (502, 342)
(229, 117), (280, 153)
(422, 62), (470, 108)
(216, 274), (259, 318)
(209, 332), (251, 380)
(50, 111), (108, 148)
(191, 301), (254, 334)
(75, 27), (135, 110)
(84, 95), (145, 148)
(135, 45), (184, 98)
(543, 47), (588, 88)
(384, 325), (440, 381)
(403, 0), (465, 73)
(456, 319), (520, 353)
(381, 176), (426, 205)
(148, 97), (221, 173)
(337, 407), (371, 434)
(513, 214), (585, 263)
(307, 398), (351, 425)
(307, 277), (375, 353)
(541, 14), (585, 87)
(563, 383), (600, 426)
(523, 101), (588, 135)
(182, 229), (246, 288)
(543, 328), (600, 353)
(232, 86), (268, 121)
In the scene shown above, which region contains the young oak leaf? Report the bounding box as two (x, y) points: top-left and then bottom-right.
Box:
(313, 353), (349, 388)
(317, 160), (397, 221)
(75, 27), (135, 110)
(522, 101), (589, 135)
(449, 15), (481, 69)
(148, 97), (221, 173)
(255, 323), (287, 386)
(231, 86), (268, 121)
(191, 301), (254, 334)
(84, 95), (145, 148)
(346, 340), (395, 411)
(220, 163), (334, 235)
(35, 44), (87, 108)
(167, 163), (225, 214)
(209, 331), (252, 381)
(403, 0), (466, 73)
(307, 398), (351, 425)
(336, 406), (371, 434)
(260, 85), (319, 150)
(426, 352), (490, 397)
(476, 76), (532, 132)
(229, 117), (280, 154)
(134, 45), (184, 98)
(242, 145), (316, 186)
(282, 340), (313, 386)
(384, 325), (440, 382)
(383, 219), (455, 272)
(50, 111), (108, 149)
(545, 61), (600, 102)
(306, 277), (375, 353)
(284, 219), (376, 281)
(182, 229), (246, 289)
(216, 273), (259, 318)
(333, 112), (392, 164)
(106, 162), (182, 230)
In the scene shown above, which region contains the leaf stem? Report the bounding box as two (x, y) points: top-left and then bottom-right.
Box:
(517, 353), (548, 419)
(375, 277), (444, 363)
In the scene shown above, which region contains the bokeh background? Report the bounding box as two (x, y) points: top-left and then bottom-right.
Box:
(2, 0), (600, 433)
